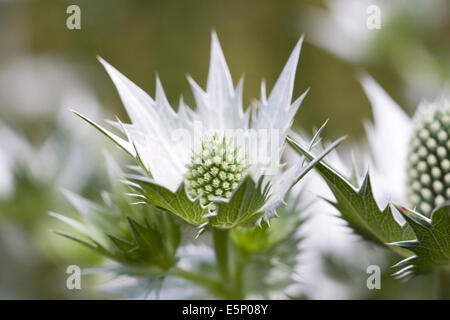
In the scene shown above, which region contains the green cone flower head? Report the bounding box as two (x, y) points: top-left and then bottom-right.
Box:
(406, 101), (450, 215)
(186, 135), (247, 213)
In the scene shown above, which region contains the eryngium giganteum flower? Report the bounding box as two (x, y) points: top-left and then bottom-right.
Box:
(74, 33), (341, 233)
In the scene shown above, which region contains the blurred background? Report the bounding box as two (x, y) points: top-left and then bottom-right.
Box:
(0, 0), (449, 299)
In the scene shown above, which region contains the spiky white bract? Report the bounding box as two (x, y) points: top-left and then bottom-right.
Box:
(74, 32), (320, 229)
(360, 75), (413, 207)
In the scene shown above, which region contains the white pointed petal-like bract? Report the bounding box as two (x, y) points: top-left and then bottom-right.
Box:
(98, 57), (192, 192)
(206, 32), (245, 130)
(252, 36), (303, 137)
(188, 32), (247, 131)
(259, 161), (304, 222)
(250, 37), (306, 183)
(360, 75), (411, 206)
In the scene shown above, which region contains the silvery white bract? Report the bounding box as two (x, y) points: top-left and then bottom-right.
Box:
(74, 33), (340, 231)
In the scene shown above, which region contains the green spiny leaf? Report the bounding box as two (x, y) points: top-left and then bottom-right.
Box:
(126, 176), (207, 226)
(287, 136), (414, 256)
(210, 176), (269, 229)
(391, 203), (450, 278)
(128, 174), (270, 230)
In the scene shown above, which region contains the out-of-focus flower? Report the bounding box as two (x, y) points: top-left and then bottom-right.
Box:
(300, 0), (446, 63)
(300, 0), (388, 63)
(299, 0), (450, 102)
(0, 56), (103, 198)
(0, 56), (107, 299)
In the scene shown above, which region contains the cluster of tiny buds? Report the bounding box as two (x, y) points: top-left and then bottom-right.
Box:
(185, 135), (247, 212)
(406, 101), (450, 215)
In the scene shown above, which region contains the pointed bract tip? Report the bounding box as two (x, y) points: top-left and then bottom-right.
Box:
(391, 202), (409, 215)
(355, 70), (371, 84)
(298, 34), (305, 46)
(48, 211), (59, 218)
(186, 74), (194, 83)
(96, 55), (108, 66)
(155, 74), (164, 90)
(71, 109), (89, 121)
(211, 30), (222, 49)
(96, 56), (116, 73)
(293, 34), (305, 54)
(334, 135), (347, 146)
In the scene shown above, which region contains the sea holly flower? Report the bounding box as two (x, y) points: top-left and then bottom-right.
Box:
(73, 33), (341, 232)
(288, 75), (450, 281)
(300, 0), (447, 100)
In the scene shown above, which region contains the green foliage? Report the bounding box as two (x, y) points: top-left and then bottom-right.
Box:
(230, 192), (304, 298)
(0, 168), (53, 228)
(127, 175), (270, 230)
(126, 177), (207, 227)
(164, 190), (305, 299)
(210, 176), (270, 229)
(288, 136), (450, 281)
(287, 136), (415, 256)
(391, 204), (450, 278)
(231, 192), (303, 254)
(52, 170), (181, 274)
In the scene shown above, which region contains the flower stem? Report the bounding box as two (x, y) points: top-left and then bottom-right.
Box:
(234, 249), (248, 299)
(172, 267), (232, 299)
(212, 228), (230, 283)
(436, 267), (450, 300)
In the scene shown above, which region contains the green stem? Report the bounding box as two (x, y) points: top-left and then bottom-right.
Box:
(212, 228), (230, 282)
(234, 249), (248, 299)
(172, 267), (232, 299)
(436, 267), (450, 300)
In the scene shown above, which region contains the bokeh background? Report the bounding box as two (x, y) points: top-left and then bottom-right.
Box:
(0, 0), (449, 299)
